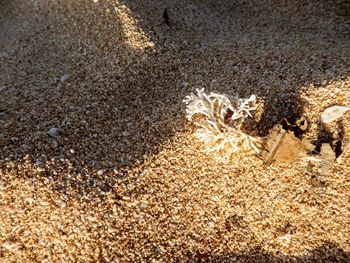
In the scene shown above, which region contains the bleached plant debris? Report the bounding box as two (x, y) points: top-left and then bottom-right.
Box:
(183, 88), (261, 162)
(320, 105), (349, 123)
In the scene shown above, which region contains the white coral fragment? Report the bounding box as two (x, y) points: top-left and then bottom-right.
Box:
(320, 105), (350, 123)
(183, 88), (260, 162)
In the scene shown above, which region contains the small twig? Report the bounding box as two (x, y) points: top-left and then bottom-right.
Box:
(163, 8), (170, 26)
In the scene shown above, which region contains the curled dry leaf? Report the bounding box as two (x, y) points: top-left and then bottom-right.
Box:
(261, 116), (310, 164)
(261, 124), (307, 164)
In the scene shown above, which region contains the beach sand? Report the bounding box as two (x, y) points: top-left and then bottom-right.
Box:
(1, 0), (350, 262)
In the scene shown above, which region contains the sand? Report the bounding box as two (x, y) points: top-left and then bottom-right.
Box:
(1, 0), (350, 262)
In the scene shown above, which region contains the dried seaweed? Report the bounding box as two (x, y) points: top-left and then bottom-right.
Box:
(184, 88), (261, 162)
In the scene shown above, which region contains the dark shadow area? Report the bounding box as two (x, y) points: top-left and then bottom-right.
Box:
(0, 0), (190, 198)
(0, 0), (349, 199)
(185, 241), (350, 262)
(313, 119), (345, 157)
(122, 0), (350, 134)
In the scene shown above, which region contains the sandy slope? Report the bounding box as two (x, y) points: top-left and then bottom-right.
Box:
(1, 0), (350, 262)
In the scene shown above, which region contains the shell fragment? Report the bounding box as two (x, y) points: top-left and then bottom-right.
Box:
(320, 105), (350, 123)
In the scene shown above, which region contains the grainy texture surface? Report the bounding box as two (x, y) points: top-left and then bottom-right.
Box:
(0, 0), (350, 262)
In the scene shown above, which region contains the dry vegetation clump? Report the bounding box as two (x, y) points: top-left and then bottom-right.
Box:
(183, 88), (261, 162)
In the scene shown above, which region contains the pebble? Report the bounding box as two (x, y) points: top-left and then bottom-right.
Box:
(2, 240), (19, 250)
(320, 105), (350, 123)
(176, 81), (188, 89)
(0, 112), (4, 117)
(48, 127), (58, 138)
(144, 116), (152, 122)
(97, 169), (104, 176)
(86, 215), (97, 221)
(107, 226), (116, 233)
(60, 74), (70, 82)
(60, 201), (66, 208)
(122, 196), (131, 201)
(35, 159), (43, 165)
(70, 149), (75, 154)
(210, 79), (218, 86)
(122, 131), (130, 137)
(139, 202), (148, 210)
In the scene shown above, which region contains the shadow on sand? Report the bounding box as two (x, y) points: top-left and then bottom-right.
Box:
(0, 0), (349, 196)
(185, 241), (349, 262)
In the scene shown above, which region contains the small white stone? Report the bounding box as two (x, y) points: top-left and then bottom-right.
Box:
(2, 240), (19, 250)
(144, 116), (152, 122)
(176, 81), (188, 89)
(122, 131), (130, 136)
(60, 74), (70, 82)
(211, 79), (218, 86)
(321, 105), (350, 123)
(37, 167), (46, 172)
(97, 169), (104, 176)
(107, 226), (116, 233)
(35, 159), (43, 165)
(93, 0), (98, 3)
(277, 234), (292, 247)
(48, 127), (58, 138)
(147, 41), (155, 48)
(86, 215), (97, 221)
(139, 202), (148, 210)
(69, 149), (75, 154)
(60, 201), (66, 208)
